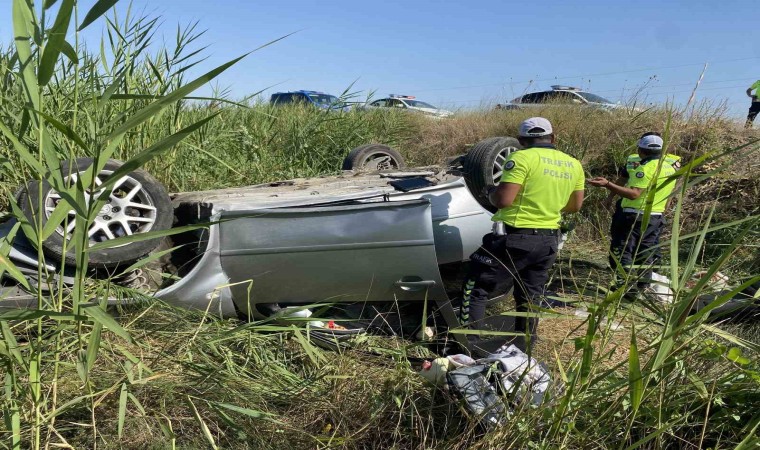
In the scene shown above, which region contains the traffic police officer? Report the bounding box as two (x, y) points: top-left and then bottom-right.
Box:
(460, 117), (585, 345)
(746, 80), (760, 128)
(589, 133), (680, 290)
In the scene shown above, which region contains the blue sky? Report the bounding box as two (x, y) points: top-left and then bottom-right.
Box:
(1, 0), (759, 117)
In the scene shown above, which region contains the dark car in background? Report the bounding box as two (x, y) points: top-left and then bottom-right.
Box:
(270, 90), (349, 111)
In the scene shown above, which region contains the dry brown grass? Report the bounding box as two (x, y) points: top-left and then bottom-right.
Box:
(403, 103), (750, 177)
(401, 104), (760, 275)
(535, 308), (632, 372)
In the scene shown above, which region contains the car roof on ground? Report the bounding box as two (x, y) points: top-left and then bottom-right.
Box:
(170, 167), (457, 213)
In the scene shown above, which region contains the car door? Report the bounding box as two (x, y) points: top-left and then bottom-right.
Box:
(217, 199), (451, 318)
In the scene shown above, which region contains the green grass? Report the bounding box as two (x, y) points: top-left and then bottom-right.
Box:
(0, 2), (758, 449)
(29, 243), (759, 449)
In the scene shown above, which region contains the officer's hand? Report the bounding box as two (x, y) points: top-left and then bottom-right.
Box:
(481, 185), (498, 198)
(587, 177), (609, 187)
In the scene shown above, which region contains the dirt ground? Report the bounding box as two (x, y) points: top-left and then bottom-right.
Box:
(472, 238), (636, 371)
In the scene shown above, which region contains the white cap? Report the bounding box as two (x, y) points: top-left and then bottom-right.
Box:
(637, 135), (664, 151)
(519, 117), (553, 137)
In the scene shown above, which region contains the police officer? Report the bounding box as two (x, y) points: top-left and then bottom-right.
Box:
(746, 80), (760, 129)
(460, 117), (585, 345)
(589, 133), (680, 291)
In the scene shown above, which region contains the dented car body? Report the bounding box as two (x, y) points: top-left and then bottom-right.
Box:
(156, 170), (493, 321)
(1, 165), (499, 351)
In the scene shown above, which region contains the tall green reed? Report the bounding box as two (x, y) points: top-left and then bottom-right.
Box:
(0, 1), (254, 447)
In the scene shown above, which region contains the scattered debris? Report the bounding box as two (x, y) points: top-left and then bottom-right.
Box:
(418, 344), (555, 429)
(647, 272), (675, 304)
(280, 307), (325, 328)
(415, 326), (436, 341)
(685, 270), (730, 292)
(574, 309), (624, 331)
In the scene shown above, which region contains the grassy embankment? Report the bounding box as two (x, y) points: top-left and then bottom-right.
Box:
(0, 3), (758, 449)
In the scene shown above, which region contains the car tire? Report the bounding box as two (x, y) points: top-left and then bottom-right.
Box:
(463, 137), (522, 211)
(18, 158), (173, 269)
(342, 144), (406, 171)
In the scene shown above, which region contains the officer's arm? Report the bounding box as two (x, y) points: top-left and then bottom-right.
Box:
(489, 182), (521, 208)
(604, 164), (628, 203)
(748, 88), (754, 97)
(603, 182), (644, 200)
(603, 175), (628, 204)
(561, 190), (584, 213)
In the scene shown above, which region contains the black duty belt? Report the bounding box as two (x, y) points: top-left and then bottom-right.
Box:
(622, 208), (662, 216)
(504, 226), (558, 236)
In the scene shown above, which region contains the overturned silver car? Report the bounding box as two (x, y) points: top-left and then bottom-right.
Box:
(2, 140), (525, 354)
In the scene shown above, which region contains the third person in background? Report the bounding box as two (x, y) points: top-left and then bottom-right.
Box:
(588, 132), (681, 294)
(746, 80), (760, 129)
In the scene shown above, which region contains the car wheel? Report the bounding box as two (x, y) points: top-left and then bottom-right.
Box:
(342, 144), (406, 171)
(18, 158), (173, 268)
(463, 137), (522, 211)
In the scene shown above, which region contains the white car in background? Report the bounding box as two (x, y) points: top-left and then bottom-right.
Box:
(368, 95), (454, 118)
(505, 85), (620, 111)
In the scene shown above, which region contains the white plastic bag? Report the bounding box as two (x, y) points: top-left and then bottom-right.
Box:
(649, 272), (674, 304)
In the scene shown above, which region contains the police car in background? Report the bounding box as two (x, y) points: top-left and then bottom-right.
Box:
(367, 95), (454, 118)
(270, 90), (350, 111)
(505, 85), (620, 111)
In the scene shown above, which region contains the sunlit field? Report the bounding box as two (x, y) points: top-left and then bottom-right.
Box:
(0, 2), (758, 449)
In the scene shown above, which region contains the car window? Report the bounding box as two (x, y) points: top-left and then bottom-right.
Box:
(515, 94), (530, 103)
(547, 91), (585, 104)
(568, 93), (586, 104)
(405, 100), (437, 109)
(390, 99), (406, 108)
(576, 92), (613, 104)
(519, 92), (550, 104)
(307, 94), (340, 106)
(271, 94), (292, 104)
(371, 99), (387, 107)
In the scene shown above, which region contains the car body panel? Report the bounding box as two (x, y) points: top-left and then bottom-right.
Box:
(216, 199), (449, 318)
(389, 177), (491, 265)
(169, 172), (493, 266)
(154, 224), (237, 317)
(0, 221), (56, 272)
